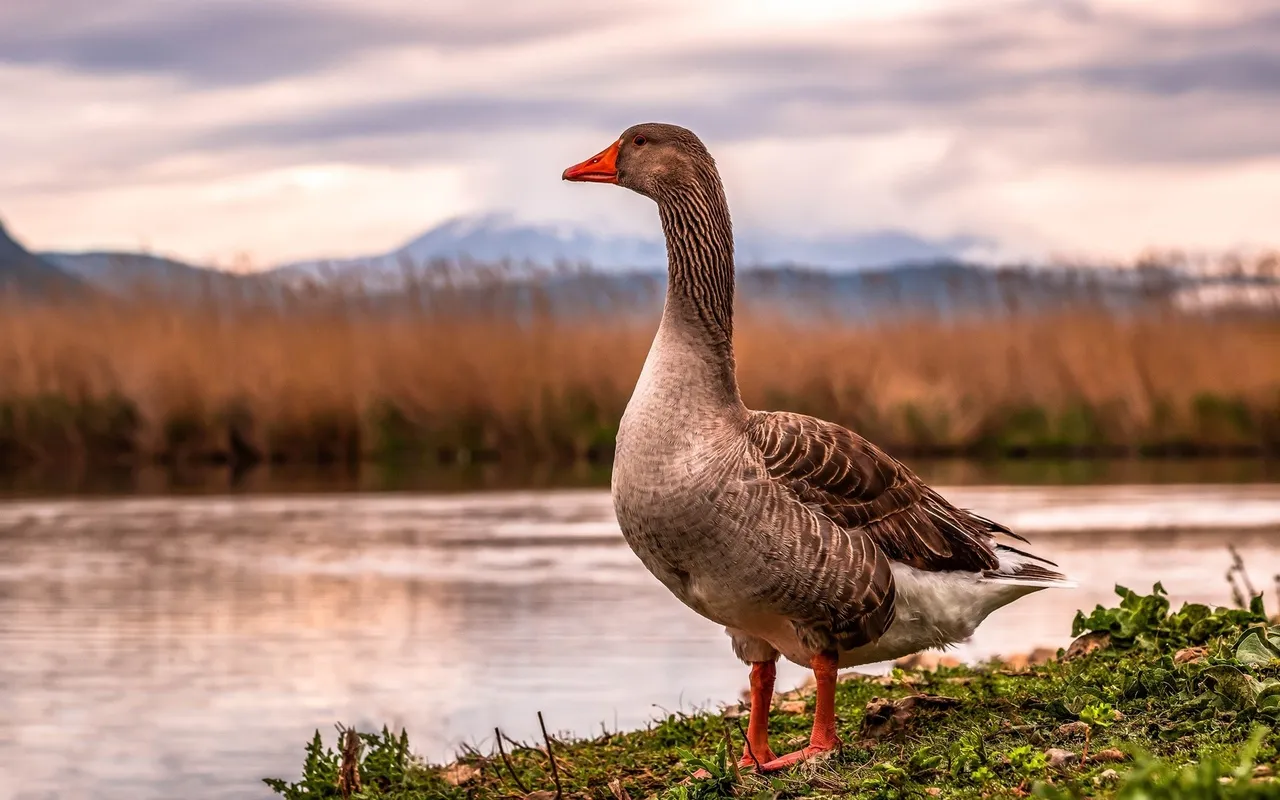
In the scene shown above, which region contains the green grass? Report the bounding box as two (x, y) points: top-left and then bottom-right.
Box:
(267, 585), (1280, 799)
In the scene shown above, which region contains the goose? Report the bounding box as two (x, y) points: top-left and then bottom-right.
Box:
(562, 123), (1072, 772)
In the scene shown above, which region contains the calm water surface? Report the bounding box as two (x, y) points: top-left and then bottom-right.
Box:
(3, 482), (1280, 800)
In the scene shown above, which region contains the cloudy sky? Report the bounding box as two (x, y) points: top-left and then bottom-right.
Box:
(3, 0), (1279, 267)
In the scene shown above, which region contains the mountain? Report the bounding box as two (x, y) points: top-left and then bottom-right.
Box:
(41, 251), (252, 298)
(0, 220), (86, 297)
(298, 260), (1204, 322)
(270, 213), (982, 284)
(33, 213), (1271, 317)
(734, 230), (984, 270)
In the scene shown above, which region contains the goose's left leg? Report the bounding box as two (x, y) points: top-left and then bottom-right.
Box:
(760, 651), (840, 770)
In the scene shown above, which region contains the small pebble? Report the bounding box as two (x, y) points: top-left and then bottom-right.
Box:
(441, 763), (480, 786)
(1174, 647), (1208, 664)
(1064, 631), (1111, 660)
(608, 779), (632, 800)
(894, 652), (961, 671)
(1029, 647), (1059, 665)
(1057, 721), (1090, 737)
(1090, 748), (1127, 763)
(1000, 653), (1031, 671)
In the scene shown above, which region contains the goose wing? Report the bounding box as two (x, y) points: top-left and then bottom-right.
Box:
(748, 410), (1006, 576)
(739, 411), (1062, 650)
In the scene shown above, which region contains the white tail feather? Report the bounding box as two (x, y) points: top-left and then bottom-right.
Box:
(982, 575), (1078, 589)
(986, 542), (1076, 588)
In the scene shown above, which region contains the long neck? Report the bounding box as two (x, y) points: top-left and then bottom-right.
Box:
(653, 172), (740, 406)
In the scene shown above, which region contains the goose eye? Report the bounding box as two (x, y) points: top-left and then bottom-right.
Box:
(633, 134), (647, 146)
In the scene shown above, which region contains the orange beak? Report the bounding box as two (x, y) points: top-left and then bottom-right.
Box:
(562, 140), (621, 183)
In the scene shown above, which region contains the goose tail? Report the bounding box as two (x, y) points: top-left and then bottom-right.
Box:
(982, 543), (1077, 589)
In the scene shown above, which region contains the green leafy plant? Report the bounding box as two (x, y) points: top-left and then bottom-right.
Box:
(1073, 583), (1267, 650)
(1078, 701), (1115, 729)
(861, 761), (917, 800)
(265, 731), (341, 798)
(1233, 626), (1280, 666)
(1035, 727), (1273, 799)
(906, 747), (944, 779)
(666, 738), (738, 800)
(1007, 744), (1049, 782)
(1078, 701), (1116, 762)
(265, 727), (462, 800)
(946, 734), (990, 784)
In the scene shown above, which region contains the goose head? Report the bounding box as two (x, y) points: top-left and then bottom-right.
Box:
(562, 123), (715, 202)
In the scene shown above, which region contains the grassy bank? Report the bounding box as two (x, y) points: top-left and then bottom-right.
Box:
(266, 585), (1280, 799)
(2, 268), (1279, 468)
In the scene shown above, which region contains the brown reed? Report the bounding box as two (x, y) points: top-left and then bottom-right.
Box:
(1, 261), (1277, 467)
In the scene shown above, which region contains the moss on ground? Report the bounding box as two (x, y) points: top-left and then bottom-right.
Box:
(267, 586), (1280, 799)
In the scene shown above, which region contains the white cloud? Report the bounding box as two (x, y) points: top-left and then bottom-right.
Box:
(2, 0), (1278, 265)
(18, 162), (479, 267)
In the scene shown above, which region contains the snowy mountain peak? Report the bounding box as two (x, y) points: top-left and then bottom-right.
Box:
(272, 213), (981, 282)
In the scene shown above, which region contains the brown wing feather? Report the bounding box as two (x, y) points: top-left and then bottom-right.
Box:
(748, 410), (1002, 574)
(741, 500), (897, 651)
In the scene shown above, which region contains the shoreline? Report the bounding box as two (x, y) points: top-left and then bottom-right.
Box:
(4, 434), (1279, 472)
(2, 455), (1278, 500)
(265, 585), (1279, 799)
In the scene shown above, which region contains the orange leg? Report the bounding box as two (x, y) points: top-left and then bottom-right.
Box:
(740, 661), (779, 767)
(760, 652), (841, 771)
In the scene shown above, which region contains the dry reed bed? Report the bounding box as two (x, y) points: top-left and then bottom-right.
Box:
(1, 282), (1278, 466)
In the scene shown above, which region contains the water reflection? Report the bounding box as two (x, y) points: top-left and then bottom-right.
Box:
(1, 457), (1277, 500)
(2, 485), (1279, 800)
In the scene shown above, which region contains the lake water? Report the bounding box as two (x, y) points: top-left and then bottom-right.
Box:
(3, 480), (1280, 800)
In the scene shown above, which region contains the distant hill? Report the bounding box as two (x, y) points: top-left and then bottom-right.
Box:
(335, 260), (1194, 322)
(23, 213), (1275, 317)
(0, 220), (86, 297)
(32, 222), (994, 313)
(42, 251), (253, 299)
(269, 213), (982, 285)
